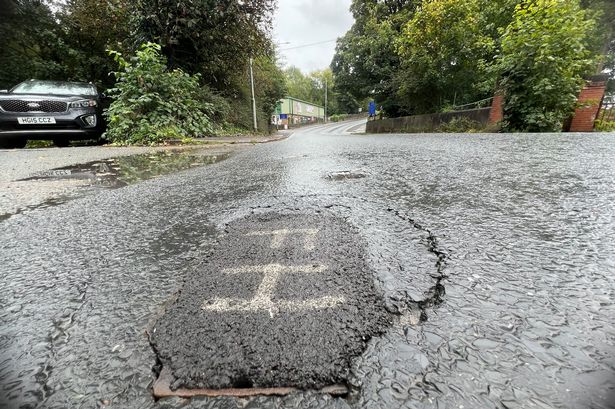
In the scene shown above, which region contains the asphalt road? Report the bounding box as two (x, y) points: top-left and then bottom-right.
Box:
(1, 121), (614, 408)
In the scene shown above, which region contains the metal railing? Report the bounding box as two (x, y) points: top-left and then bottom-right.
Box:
(451, 97), (494, 111)
(598, 99), (615, 123)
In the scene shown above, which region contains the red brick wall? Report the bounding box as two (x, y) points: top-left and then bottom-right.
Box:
(488, 94), (504, 125)
(569, 80), (607, 132)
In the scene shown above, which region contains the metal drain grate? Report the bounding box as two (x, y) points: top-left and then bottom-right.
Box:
(153, 368), (348, 398)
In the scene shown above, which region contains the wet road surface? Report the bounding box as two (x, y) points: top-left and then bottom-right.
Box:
(1, 121), (614, 408)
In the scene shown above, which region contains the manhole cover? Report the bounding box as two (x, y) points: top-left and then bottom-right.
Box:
(150, 212), (390, 394)
(326, 171), (367, 181)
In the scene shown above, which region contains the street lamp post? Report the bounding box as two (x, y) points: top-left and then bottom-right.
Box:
(249, 42), (291, 132)
(324, 79), (328, 124)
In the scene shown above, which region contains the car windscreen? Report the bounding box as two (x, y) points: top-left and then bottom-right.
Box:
(11, 82), (97, 96)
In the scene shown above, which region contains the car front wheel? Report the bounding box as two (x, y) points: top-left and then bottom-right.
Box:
(53, 137), (70, 147)
(96, 136), (109, 146)
(0, 138), (27, 149)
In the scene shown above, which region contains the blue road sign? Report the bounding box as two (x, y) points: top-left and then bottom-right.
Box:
(368, 102), (376, 116)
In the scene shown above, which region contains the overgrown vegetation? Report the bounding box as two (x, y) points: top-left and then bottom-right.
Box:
(329, 114), (352, 123)
(594, 119), (615, 131)
(332, 0), (613, 131)
(0, 0), (130, 90)
(498, 0), (596, 131)
(0, 0), (286, 142)
(436, 117), (486, 133)
(332, 0), (415, 117)
(104, 43), (214, 145)
(396, 0), (497, 114)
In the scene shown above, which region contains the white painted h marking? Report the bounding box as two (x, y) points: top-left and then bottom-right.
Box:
(202, 264), (345, 317)
(246, 229), (319, 250)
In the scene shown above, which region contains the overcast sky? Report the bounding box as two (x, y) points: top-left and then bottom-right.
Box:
(273, 0), (354, 74)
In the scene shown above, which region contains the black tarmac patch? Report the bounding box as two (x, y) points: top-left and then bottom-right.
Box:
(151, 213), (391, 391)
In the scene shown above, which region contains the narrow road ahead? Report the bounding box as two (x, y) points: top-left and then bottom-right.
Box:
(1, 121), (614, 408)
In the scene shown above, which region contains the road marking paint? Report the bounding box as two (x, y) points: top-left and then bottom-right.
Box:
(202, 264), (344, 317)
(246, 229), (319, 250)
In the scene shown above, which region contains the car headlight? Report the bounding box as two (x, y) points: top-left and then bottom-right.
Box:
(70, 99), (97, 108)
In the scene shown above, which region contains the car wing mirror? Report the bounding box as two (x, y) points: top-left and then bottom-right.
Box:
(0, 90), (8, 93)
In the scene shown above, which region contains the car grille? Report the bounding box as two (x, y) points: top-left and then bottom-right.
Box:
(0, 100), (68, 113)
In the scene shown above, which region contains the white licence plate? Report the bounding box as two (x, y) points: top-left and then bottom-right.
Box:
(17, 117), (56, 125)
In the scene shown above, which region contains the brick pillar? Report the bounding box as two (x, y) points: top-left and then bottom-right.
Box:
(488, 92), (504, 125)
(569, 75), (608, 132)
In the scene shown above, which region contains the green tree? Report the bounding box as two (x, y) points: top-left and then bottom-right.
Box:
(331, 0), (518, 116)
(331, 0), (419, 116)
(396, 0), (497, 114)
(0, 0), (133, 89)
(0, 0), (67, 88)
(57, 0), (131, 88)
(254, 56), (287, 129)
(309, 69), (340, 115)
(129, 0), (282, 132)
(283, 67), (343, 115)
(131, 0), (276, 91)
(497, 0), (597, 131)
(284, 66), (314, 102)
(580, 0), (615, 74)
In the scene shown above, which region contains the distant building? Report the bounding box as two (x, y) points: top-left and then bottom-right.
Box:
(273, 97), (325, 128)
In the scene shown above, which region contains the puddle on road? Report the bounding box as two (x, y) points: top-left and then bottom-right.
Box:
(1, 150), (230, 220)
(22, 150), (229, 188)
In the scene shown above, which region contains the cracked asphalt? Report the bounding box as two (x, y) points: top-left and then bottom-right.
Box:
(1, 121), (614, 408)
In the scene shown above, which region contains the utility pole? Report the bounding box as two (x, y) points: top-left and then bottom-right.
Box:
(324, 79), (328, 123)
(249, 58), (258, 132)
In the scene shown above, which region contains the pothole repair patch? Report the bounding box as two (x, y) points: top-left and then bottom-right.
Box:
(150, 212), (391, 394)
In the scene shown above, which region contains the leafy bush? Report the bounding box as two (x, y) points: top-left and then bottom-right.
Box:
(594, 119), (615, 131)
(329, 114), (350, 122)
(437, 117), (485, 133)
(497, 0), (597, 132)
(104, 43), (214, 145)
(200, 87), (232, 125)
